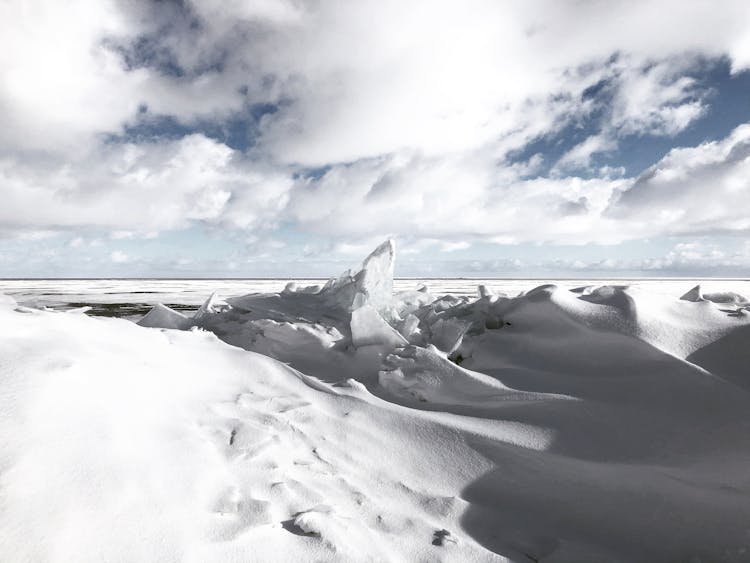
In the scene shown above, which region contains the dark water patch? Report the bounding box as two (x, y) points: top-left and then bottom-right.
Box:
(102, 291), (163, 295)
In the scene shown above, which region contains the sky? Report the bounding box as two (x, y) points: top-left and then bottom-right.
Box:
(2, 1), (750, 278)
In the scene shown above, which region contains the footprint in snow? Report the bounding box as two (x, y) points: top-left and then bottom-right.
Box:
(432, 528), (457, 546)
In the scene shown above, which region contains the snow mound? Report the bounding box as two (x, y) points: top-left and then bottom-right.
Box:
(379, 345), (568, 407)
(681, 284), (748, 305)
(137, 303), (190, 329)
(189, 239), (411, 381)
(0, 306), (498, 563)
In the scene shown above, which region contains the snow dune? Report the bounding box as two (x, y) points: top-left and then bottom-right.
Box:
(2, 241), (750, 562)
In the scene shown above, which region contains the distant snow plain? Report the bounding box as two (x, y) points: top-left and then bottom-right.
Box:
(2, 277), (749, 315)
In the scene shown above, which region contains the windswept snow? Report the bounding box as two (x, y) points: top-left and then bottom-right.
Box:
(2, 240), (750, 562)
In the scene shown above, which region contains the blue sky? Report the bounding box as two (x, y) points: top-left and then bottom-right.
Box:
(3, 1), (750, 278)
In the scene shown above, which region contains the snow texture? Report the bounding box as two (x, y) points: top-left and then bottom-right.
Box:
(3, 240), (750, 562)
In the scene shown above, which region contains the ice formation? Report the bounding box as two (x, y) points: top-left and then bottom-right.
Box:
(350, 305), (407, 348)
(137, 302), (190, 329)
(3, 240), (750, 562)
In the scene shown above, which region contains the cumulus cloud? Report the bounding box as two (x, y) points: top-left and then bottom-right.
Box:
(608, 123), (750, 236)
(0, 134), (292, 232)
(286, 152), (627, 244)
(2, 0), (750, 255)
(245, 0), (750, 166)
(554, 134), (618, 172)
(608, 57), (708, 137)
(0, 0), (140, 154)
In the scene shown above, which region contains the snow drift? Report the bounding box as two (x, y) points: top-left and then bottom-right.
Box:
(3, 240), (750, 562)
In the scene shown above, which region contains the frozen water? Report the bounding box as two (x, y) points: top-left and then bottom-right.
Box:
(4, 276), (750, 319)
(350, 304), (408, 348)
(3, 241), (750, 562)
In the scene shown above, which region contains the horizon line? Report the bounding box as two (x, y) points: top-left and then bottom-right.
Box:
(1, 276), (749, 282)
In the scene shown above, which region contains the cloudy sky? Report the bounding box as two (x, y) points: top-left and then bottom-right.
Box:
(3, 0), (750, 277)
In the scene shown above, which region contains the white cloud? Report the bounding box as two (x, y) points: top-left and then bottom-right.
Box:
(110, 250), (130, 263)
(2, 0), (750, 253)
(4, 0), (747, 162)
(440, 241), (471, 252)
(13, 230), (60, 241)
(609, 58), (708, 136)
(286, 152), (628, 244)
(280, 118), (750, 247)
(244, 0), (750, 166)
(110, 231), (158, 240)
(608, 123), (750, 237)
(563, 241), (750, 273)
(554, 134), (618, 172)
(0, 134), (292, 233)
(449, 241), (750, 275)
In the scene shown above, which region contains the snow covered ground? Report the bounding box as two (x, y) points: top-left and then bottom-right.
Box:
(2, 241), (750, 562)
(3, 277), (748, 318)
